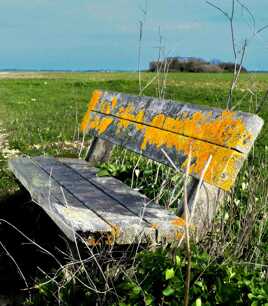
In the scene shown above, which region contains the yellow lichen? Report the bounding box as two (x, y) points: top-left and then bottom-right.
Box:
(111, 96), (118, 109)
(80, 92), (251, 190)
(80, 90), (102, 132)
(171, 217), (186, 227)
(175, 232), (184, 240)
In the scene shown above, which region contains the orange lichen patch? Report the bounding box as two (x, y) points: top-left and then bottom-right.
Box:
(175, 232), (184, 240)
(84, 113), (244, 189)
(98, 97), (118, 115)
(97, 117), (113, 134)
(82, 91), (253, 152)
(86, 113), (244, 189)
(111, 224), (121, 239)
(80, 90), (102, 132)
(116, 106), (145, 130)
(87, 238), (99, 247)
(116, 104), (145, 123)
(80, 93), (248, 189)
(139, 125), (244, 190)
(87, 113), (114, 134)
(171, 217), (186, 227)
(100, 101), (111, 114)
(163, 110), (252, 151)
(96, 100), (252, 151)
(111, 96), (118, 109)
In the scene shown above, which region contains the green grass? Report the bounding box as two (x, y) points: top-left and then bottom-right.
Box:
(0, 72), (267, 305)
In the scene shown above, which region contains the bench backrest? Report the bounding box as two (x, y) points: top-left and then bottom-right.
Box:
(81, 90), (263, 191)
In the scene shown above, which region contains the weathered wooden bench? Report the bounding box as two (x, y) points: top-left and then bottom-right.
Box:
(8, 90), (263, 245)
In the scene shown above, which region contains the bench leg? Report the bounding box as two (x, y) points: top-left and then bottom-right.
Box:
(181, 178), (225, 241)
(85, 137), (114, 166)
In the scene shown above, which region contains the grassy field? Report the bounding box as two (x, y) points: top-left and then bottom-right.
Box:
(0, 71), (267, 191)
(0, 71), (267, 304)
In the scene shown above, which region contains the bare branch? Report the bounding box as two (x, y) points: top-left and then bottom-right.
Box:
(236, 0), (256, 35)
(206, 1), (230, 19)
(256, 24), (268, 35)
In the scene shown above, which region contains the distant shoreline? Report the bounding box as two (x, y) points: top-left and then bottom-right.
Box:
(0, 69), (134, 73)
(0, 69), (267, 73)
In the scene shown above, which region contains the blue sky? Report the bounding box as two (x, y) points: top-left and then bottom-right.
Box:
(0, 0), (267, 71)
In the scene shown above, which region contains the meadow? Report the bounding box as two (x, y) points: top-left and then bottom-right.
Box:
(0, 71), (267, 305)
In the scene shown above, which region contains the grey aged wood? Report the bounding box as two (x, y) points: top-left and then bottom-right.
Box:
(90, 90), (263, 154)
(8, 157), (112, 242)
(59, 158), (185, 241)
(85, 111), (245, 191)
(81, 90), (263, 191)
(9, 156), (185, 244)
(85, 137), (114, 165)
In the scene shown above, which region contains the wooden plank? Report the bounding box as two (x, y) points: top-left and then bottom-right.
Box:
(180, 178), (225, 241)
(59, 158), (185, 242)
(8, 157), (112, 243)
(31, 156), (159, 244)
(85, 137), (114, 165)
(80, 111), (246, 191)
(81, 90), (263, 154)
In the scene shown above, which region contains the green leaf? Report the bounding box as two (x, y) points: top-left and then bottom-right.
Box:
(144, 294), (153, 305)
(132, 285), (141, 297)
(162, 287), (175, 296)
(165, 268), (175, 280)
(97, 169), (110, 177)
(176, 256), (181, 266)
(194, 298), (202, 306)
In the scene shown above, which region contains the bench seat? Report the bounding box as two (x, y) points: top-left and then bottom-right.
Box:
(8, 156), (185, 245)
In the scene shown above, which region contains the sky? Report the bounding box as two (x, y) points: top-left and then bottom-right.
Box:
(0, 0), (268, 71)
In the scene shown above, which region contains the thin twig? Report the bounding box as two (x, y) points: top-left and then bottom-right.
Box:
(183, 148), (192, 306)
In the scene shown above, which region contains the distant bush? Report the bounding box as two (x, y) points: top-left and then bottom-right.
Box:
(219, 62), (247, 73)
(149, 58), (247, 73)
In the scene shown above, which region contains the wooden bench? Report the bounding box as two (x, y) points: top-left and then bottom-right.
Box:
(8, 90), (263, 245)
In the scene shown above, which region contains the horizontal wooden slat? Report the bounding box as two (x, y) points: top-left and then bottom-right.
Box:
(82, 111), (245, 191)
(59, 158), (185, 241)
(32, 157), (185, 243)
(31, 157), (156, 244)
(8, 157), (112, 242)
(81, 90), (263, 154)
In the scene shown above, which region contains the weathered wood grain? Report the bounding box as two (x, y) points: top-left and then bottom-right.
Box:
(8, 157), (112, 242)
(180, 178), (225, 241)
(31, 156), (158, 244)
(81, 90), (263, 154)
(59, 158), (185, 241)
(85, 137), (114, 165)
(81, 111), (246, 191)
(29, 157), (183, 243)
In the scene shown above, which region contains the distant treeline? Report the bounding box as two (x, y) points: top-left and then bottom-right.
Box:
(149, 57), (247, 73)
